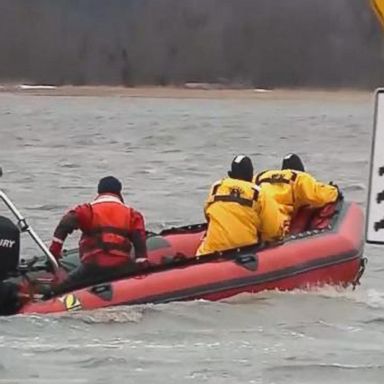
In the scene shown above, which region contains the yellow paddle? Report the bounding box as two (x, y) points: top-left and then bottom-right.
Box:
(371, 0), (384, 28)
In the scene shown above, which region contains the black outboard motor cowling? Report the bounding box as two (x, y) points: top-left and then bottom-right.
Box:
(0, 216), (20, 280)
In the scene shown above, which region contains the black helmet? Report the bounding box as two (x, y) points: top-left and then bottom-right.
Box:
(228, 155), (254, 182)
(281, 153), (305, 172)
(97, 176), (123, 196)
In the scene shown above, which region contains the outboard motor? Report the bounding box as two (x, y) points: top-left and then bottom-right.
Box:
(0, 216), (20, 281)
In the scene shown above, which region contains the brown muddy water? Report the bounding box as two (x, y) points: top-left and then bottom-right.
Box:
(0, 89), (382, 384)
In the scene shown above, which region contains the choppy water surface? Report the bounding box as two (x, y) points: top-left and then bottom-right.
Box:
(0, 91), (382, 384)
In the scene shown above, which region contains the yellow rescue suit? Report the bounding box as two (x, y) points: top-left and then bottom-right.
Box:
(371, 0), (384, 29)
(253, 170), (338, 231)
(196, 177), (284, 256)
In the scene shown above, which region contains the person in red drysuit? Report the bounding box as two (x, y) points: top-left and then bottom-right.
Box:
(48, 176), (147, 295)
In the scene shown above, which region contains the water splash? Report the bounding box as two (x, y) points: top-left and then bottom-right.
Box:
(222, 285), (384, 310)
(57, 306), (146, 324)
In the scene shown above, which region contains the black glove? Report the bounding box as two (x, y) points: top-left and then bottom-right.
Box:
(329, 181), (344, 201)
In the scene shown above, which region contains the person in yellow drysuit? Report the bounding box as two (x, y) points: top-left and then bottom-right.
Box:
(253, 153), (341, 233)
(196, 155), (284, 256)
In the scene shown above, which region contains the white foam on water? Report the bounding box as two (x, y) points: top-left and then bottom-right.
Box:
(59, 306), (145, 324)
(221, 285), (384, 309)
(294, 285), (384, 309)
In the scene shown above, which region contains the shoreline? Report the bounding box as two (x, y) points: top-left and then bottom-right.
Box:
(0, 84), (373, 101)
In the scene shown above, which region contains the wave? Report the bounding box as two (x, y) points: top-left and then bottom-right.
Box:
(267, 362), (384, 372)
(24, 204), (67, 211)
(343, 183), (366, 192)
(222, 285), (384, 310)
(73, 356), (129, 368)
(313, 286), (384, 309)
(363, 316), (384, 324)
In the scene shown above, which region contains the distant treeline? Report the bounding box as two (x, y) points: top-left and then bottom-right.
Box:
(0, 0), (383, 88)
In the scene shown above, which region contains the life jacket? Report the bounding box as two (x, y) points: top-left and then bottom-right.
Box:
(253, 170), (298, 216)
(253, 169), (338, 233)
(208, 177), (260, 209)
(254, 169), (298, 187)
(196, 177), (261, 255)
(79, 194), (134, 266)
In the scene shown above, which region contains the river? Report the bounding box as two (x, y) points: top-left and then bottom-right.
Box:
(0, 88), (382, 384)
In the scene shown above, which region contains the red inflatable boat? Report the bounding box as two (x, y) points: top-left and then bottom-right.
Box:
(10, 200), (364, 315)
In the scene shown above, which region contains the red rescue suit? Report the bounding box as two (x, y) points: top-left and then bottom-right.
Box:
(50, 194), (147, 267)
